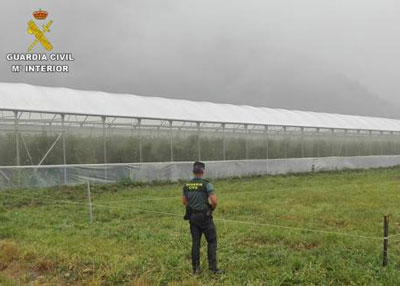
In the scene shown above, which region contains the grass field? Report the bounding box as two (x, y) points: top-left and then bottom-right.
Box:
(1, 167), (400, 285)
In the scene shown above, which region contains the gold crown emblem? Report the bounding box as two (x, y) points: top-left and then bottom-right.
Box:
(33, 9), (48, 20)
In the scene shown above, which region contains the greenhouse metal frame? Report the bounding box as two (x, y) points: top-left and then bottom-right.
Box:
(0, 82), (400, 186)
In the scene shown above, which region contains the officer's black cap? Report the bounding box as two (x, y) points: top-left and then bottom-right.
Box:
(193, 161), (205, 174)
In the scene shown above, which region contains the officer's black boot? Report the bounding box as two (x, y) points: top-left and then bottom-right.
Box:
(192, 259), (201, 275)
(210, 268), (224, 274)
(193, 266), (202, 275)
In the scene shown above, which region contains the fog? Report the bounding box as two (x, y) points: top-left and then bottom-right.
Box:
(1, 0), (399, 118)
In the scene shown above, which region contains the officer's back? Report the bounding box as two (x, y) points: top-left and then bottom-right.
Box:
(183, 177), (213, 212)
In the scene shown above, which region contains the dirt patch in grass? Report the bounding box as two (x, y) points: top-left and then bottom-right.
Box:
(286, 241), (319, 251)
(32, 258), (57, 274)
(0, 240), (18, 270)
(0, 240), (72, 286)
(239, 234), (279, 247)
(131, 275), (153, 286)
(239, 235), (319, 252)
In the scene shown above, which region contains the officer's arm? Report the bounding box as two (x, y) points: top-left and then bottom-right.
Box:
(206, 182), (218, 210)
(182, 185), (188, 206)
(209, 194), (218, 210)
(182, 195), (188, 206)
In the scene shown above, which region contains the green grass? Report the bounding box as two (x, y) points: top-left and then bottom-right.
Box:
(1, 167), (400, 285)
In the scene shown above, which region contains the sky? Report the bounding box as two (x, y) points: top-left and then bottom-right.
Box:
(0, 0), (399, 118)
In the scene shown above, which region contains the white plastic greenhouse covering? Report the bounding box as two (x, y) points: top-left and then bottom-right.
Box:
(1, 82), (400, 132)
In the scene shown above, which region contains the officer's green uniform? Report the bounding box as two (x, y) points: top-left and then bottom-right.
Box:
(183, 178), (218, 271)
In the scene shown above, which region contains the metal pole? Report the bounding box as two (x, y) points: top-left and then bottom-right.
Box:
(316, 128), (320, 158)
(398, 134), (400, 155)
(14, 111), (21, 187)
(87, 181), (93, 224)
(397, 133), (399, 155)
(169, 120), (174, 162)
(102, 116), (107, 180)
(138, 119), (143, 163)
(373, 133), (377, 156)
(397, 134), (400, 155)
(245, 125), (249, 160)
(61, 114), (67, 185)
(390, 132), (394, 155)
(387, 134), (391, 155)
(265, 125), (269, 159)
(283, 126), (287, 159)
(264, 125), (269, 174)
(14, 111), (20, 166)
(222, 124), (226, 161)
(383, 215), (389, 267)
(197, 122), (201, 161)
(367, 131), (372, 156)
(301, 127), (305, 158)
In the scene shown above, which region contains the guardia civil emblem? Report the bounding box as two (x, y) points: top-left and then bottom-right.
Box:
(27, 9), (54, 52)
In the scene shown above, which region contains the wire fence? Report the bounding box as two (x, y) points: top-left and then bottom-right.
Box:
(0, 190), (395, 241)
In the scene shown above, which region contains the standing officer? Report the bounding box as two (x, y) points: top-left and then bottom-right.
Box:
(182, 161), (223, 275)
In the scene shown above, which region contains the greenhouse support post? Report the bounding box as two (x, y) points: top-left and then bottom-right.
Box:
(283, 126), (287, 159)
(265, 125), (269, 160)
(138, 119), (143, 163)
(197, 122), (201, 161)
(14, 111), (20, 166)
(222, 123), (226, 161)
(245, 124), (249, 160)
(14, 111), (20, 187)
(300, 127), (305, 158)
(102, 116), (107, 180)
(265, 125), (269, 172)
(316, 128), (320, 157)
(61, 114), (67, 185)
(169, 120), (174, 162)
(367, 131), (372, 155)
(379, 131), (383, 155)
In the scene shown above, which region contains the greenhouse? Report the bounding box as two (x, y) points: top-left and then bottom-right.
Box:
(0, 82), (400, 188)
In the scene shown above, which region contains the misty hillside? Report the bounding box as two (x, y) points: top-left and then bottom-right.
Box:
(127, 47), (399, 120)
